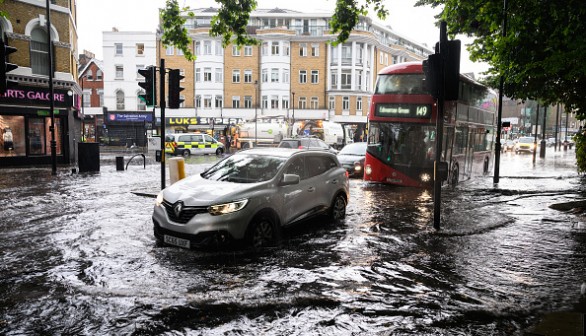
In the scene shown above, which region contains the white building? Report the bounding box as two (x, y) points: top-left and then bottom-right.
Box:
(102, 30), (157, 112)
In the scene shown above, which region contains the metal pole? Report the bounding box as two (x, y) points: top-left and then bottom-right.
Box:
(554, 103), (560, 151)
(540, 105), (547, 158)
(81, 77), (85, 141)
(493, 0), (507, 184)
(254, 80), (258, 146)
(533, 104), (539, 163)
(433, 22), (447, 231)
(46, 0), (57, 175)
(160, 59), (166, 190)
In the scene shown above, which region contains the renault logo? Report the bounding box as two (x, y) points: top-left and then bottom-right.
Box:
(173, 201), (183, 217)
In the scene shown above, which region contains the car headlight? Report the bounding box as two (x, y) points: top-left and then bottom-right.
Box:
(155, 191), (164, 207)
(208, 199), (249, 216)
(420, 173), (431, 182)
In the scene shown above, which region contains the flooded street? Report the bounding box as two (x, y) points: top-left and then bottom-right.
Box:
(1, 149), (585, 335)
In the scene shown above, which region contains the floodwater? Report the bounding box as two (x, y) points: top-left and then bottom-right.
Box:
(1, 149), (585, 335)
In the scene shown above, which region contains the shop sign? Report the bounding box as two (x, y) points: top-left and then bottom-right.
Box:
(0, 86), (73, 108)
(107, 113), (153, 122)
(166, 117), (243, 126)
(36, 110), (61, 116)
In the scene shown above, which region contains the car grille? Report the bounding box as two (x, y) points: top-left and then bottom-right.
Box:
(162, 200), (208, 224)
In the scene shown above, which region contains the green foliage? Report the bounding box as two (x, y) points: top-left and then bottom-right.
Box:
(574, 132), (586, 174)
(160, 0), (195, 61)
(210, 0), (258, 47)
(416, 0), (586, 118)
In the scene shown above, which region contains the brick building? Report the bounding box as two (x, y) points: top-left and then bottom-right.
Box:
(0, 0), (80, 167)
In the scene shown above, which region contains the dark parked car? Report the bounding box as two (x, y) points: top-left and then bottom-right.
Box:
(278, 136), (338, 154)
(337, 142), (367, 178)
(153, 148), (349, 249)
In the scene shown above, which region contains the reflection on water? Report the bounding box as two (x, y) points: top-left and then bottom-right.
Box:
(0, 151), (585, 335)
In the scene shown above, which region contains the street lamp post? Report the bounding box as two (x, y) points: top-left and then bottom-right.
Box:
(292, 91), (295, 133)
(80, 76), (85, 141)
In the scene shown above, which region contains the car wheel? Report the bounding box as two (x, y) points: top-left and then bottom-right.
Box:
(182, 149), (191, 157)
(215, 148), (223, 156)
(241, 142), (250, 149)
(329, 193), (347, 221)
(247, 213), (276, 248)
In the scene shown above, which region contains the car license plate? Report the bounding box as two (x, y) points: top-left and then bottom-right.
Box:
(164, 234), (190, 249)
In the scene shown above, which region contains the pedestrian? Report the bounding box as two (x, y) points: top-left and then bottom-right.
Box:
(225, 134), (232, 153)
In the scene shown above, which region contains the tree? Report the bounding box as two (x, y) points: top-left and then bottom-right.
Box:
(416, 0), (586, 118)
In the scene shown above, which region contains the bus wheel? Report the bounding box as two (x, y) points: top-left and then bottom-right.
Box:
(450, 165), (459, 186)
(483, 157), (489, 174)
(182, 149), (191, 157)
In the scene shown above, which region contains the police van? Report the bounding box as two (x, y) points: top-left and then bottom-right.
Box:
(165, 133), (225, 157)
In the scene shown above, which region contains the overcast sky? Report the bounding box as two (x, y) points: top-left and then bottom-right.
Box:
(76, 0), (489, 75)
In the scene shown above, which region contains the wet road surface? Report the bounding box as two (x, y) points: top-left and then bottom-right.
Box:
(0, 149), (585, 335)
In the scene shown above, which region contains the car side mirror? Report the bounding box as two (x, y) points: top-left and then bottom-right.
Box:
(280, 173), (300, 186)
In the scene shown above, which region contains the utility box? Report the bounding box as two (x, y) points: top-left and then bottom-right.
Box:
(78, 142), (100, 172)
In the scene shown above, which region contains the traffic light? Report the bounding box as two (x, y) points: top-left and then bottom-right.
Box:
(0, 40), (18, 94)
(444, 40), (461, 101)
(422, 53), (441, 99)
(138, 66), (156, 106)
(168, 69), (184, 109)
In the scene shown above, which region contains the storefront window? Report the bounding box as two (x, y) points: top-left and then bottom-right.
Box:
(0, 115), (25, 157)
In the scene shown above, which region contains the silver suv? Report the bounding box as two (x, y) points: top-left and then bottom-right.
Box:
(152, 148), (349, 249)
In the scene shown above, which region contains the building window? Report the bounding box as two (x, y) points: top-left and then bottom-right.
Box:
(195, 95), (201, 108)
(283, 42), (290, 56)
(116, 90), (125, 110)
(166, 46), (174, 56)
(330, 70), (338, 88)
(311, 43), (319, 57)
(202, 41), (211, 55)
(380, 52), (384, 64)
(195, 41), (201, 55)
(195, 68), (201, 82)
(342, 44), (352, 64)
(215, 95), (223, 108)
(299, 70), (307, 84)
(83, 91), (91, 107)
(244, 96), (252, 108)
(136, 43), (144, 55)
(96, 70), (103, 81)
(311, 97), (318, 109)
(244, 45), (252, 56)
(232, 96), (240, 108)
(215, 42), (223, 56)
(341, 70), (352, 89)
(232, 46), (241, 56)
(115, 43), (123, 55)
(30, 27), (51, 76)
(86, 70), (93, 81)
(282, 97), (289, 109)
(299, 97), (306, 109)
(232, 70), (240, 83)
(262, 69), (268, 83)
(299, 43), (307, 56)
(356, 97), (362, 112)
(271, 41), (279, 55)
(262, 96), (268, 109)
(204, 68), (212, 82)
(329, 96), (335, 110)
(115, 65), (124, 79)
(204, 95), (212, 109)
(343, 96), (349, 110)
(98, 90), (104, 106)
(262, 42), (268, 56)
(244, 69), (252, 83)
(311, 70), (319, 84)
(177, 47), (184, 56)
(271, 69), (279, 83)
(271, 95), (279, 109)
(283, 69), (289, 83)
(215, 68), (223, 83)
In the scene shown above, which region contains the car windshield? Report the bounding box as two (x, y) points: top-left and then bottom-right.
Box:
(201, 153), (288, 183)
(338, 143), (367, 155)
(518, 137), (535, 144)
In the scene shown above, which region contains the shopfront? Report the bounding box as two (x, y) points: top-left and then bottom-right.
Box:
(102, 111), (153, 147)
(166, 117), (243, 137)
(0, 86), (75, 167)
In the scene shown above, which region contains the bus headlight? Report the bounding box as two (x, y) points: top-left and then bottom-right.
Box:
(365, 164), (372, 175)
(420, 173), (431, 183)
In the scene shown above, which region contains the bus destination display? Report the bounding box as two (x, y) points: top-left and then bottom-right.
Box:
(375, 103), (432, 119)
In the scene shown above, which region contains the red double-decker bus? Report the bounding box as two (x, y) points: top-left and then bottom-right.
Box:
(363, 62), (497, 187)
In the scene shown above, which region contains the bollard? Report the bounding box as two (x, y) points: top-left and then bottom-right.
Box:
(115, 156), (124, 171)
(169, 157), (186, 184)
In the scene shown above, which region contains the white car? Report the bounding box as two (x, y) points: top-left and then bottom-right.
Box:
(153, 148), (350, 249)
